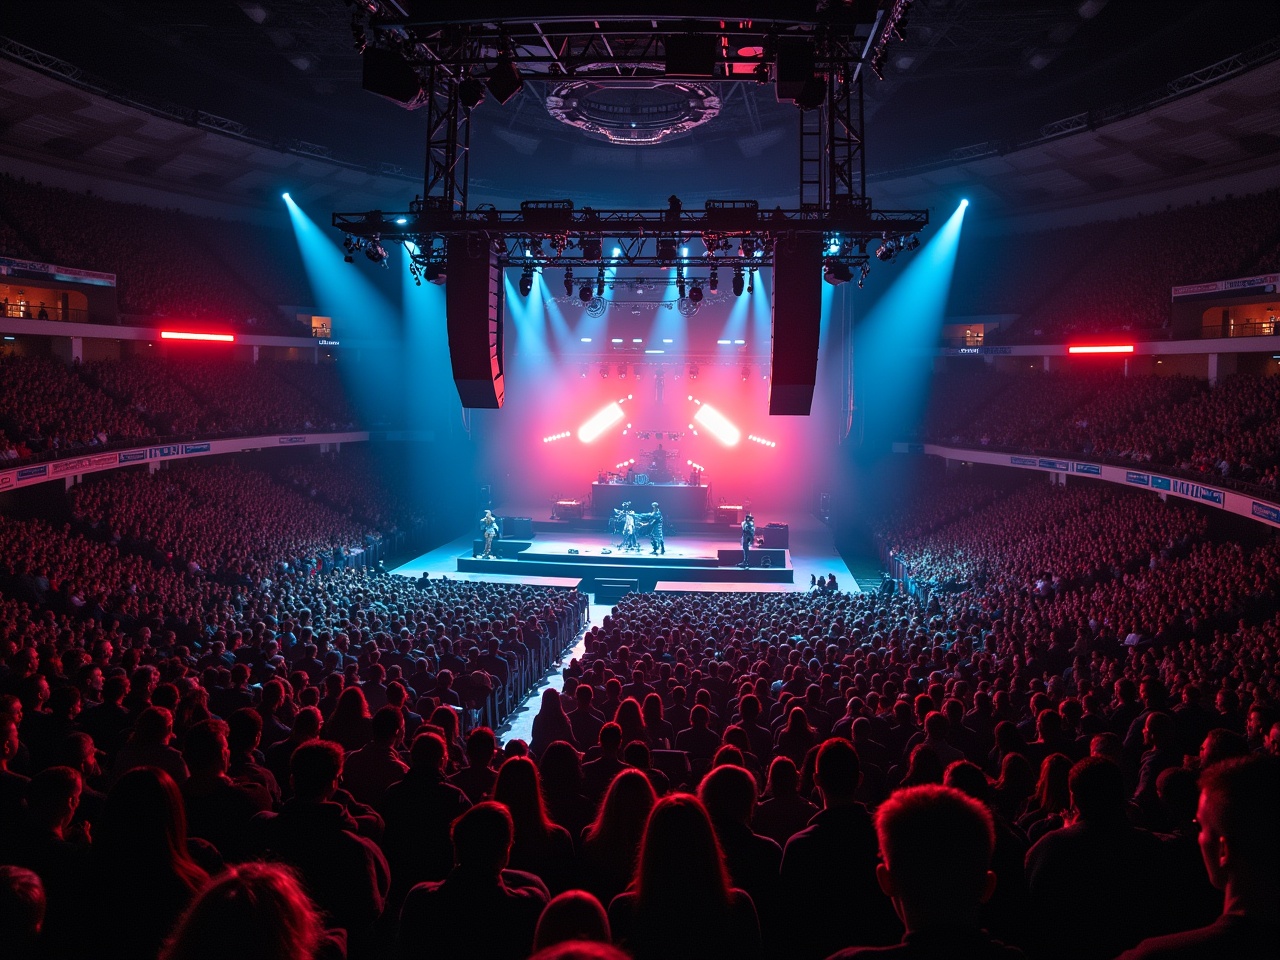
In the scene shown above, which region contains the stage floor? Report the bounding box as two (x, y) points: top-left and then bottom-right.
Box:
(392, 513), (860, 594)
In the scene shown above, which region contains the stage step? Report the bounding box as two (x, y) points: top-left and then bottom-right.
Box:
(455, 555), (792, 589)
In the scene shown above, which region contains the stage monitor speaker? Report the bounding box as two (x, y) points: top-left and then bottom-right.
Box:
(446, 238), (504, 408)
(769, 233), (823, 415)
(362, 48), (426, 108)
(503, 517), (534, 539)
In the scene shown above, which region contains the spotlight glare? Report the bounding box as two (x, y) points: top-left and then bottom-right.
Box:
(578, 402), (624, 443)
(281, 192), (291, 201)
(693, 402), (741, 446)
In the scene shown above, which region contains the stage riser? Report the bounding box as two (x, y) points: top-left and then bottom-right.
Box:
(716, 548), (788, 567)
(533, 518), (739, 535)
(501, 552), (725, 569)
(455, 556), (792, 585)
(470, 539), (532, 558)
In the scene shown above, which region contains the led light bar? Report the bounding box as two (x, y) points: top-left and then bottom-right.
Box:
(748, 434), (777, 448)
(161, 331), (235, 342)
(578, 402), (625, 443)
(542, 431), (571, 443)
(1067, 344), (1133, 354)
(693, 402), (741, 446)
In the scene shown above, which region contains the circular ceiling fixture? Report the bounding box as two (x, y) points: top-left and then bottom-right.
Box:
(545, 79), (721, 145)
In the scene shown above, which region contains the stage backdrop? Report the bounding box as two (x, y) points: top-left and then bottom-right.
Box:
(470, 266), (846, 520)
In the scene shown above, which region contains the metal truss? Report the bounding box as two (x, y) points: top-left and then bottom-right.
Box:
(333, 199), (927, 275)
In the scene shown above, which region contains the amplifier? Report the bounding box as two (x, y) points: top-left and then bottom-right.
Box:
(503, 516), (534, 539)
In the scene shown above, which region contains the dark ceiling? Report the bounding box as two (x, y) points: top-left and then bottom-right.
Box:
(5, 0), (1280, 206)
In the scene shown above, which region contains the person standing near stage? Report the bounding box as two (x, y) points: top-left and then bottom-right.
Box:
(739, 514), (756, 568)
(480, 510), (499, 559)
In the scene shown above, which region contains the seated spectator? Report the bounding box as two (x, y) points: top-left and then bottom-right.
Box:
(828, 783), (1023, 960)
(539, 739), (596, 840)
(533, 890), (612, 952)
(160, 861), (344, 960)
(320, 688), (374, 753)
(1026, 757), (1171, 960)
(109, 705), (188, 786)
(0, 865), (44, 960)
(379, 731), (471, 902)
(582, 723), (626, 802)
(752, 755), (819, 848)
(1117, 755), (1280, 959)
(698, 764), (782, 942)
(608, 793), (762, 960)
(254, 740), (389, 953)
(90, 766), (212, 959)
(449, 726), (499, 804)
(396, 801), (549, 960)
(181, 718), (272, 860)
(781, 739), (900, 958)
(342, 705), (408, 807)
(579, 769), (657, 909)
(492, 755), (577, 894)
(531, 687), (578, 758)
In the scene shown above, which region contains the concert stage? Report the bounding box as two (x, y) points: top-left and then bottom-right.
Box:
(392, 514), (859, 597)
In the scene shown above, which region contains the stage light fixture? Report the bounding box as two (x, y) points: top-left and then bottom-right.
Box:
(578, 402), (624, 443)
(581, 235), (603, 260)
(519, 266), (534, 297)
(689, 283), (703, 303)
(617, 364), (628, 379)
(677, 276), (687, 299)
(709, 267), (719, 293)
(486, 53), (524, 105)
(599, 364), (609, 378)
(875, 237), (897, 262)
(657, 238), (678, 262)
(424, 264), (445, 285)
(458, 76), (486, 108)
(596, 267), (605, 297)
(824, 262), (852, 285)
(579, 284), (593, 302)
(694, 402), (741, 446)
(364, 237), (388, 264)
(904, 234), (921, 251)
(740, 237), (757, 258)
(747, 270), (755, 294)
(732, 267), (745, 297)
(564, 268), (574, 296)
(858, 263), (871, 289)
(688, 364), (699, 380)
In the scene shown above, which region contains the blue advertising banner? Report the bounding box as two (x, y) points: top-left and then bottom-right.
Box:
(149, 445), (180, 459)
(1074, 463), (1101, 475)
(118, 450), (147, 464)
(1038, 458), (1070, 471)
(1011, 456), (1038, 467)
(1125, 472), (1150, 486)
(182, 443), (211, 454)
(16, 464), (47, 480)
(278, 436), (306, 445)
(1169, 478), (1223, 505)
(1252, 502), (1280, 524)
(1151, 476), (1171, 491)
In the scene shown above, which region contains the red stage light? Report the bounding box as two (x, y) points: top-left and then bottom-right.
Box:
(161, 331), (236, 342)
(1067, 344), (1133, 354)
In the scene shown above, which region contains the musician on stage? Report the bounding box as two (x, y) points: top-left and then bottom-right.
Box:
(637, 501), (665, 555)
(739, 513), (756, 568)
(622, 508), (639, 552)
(479, 510), (499, 559)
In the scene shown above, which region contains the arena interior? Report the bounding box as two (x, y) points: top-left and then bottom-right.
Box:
(2, 3), (1280, 960)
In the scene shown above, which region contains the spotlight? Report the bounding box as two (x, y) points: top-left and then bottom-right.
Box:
(600, 364), (609, 378)
(519, 266), (534, 297)
(579, 284), (593, 302)
(564, 268), (574, 297)
(688, 364), (699, 379)
(486, 54), (524, 105)
(425, 264), (446, 285)
(904, 234), (920, 251)
(617, 364), (628, 380)
(581, 235), (603, 260)
(689, 283), (703, 303)
(458, 76), (486, 109)
(709, 266), (719, 293)
(824, 262), (852, 285)
(858, 263), (871, 289)
(740, 237), (757, 258)
(747, 270), (754, 294)
(732, 267), (745, 297)
(875, 239), (897, 262)
(281, 192), (291, 201)
(596, 267), (605, 297)
(677, 275), (687, 300)
(657, 238), (678, 262)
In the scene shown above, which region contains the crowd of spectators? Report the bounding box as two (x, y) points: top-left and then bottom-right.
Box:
(2, 447), (1279, 959)
(919, 369), (1280, 493)
(0, 352), (361, 464)
(0, 175), (306, 333)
